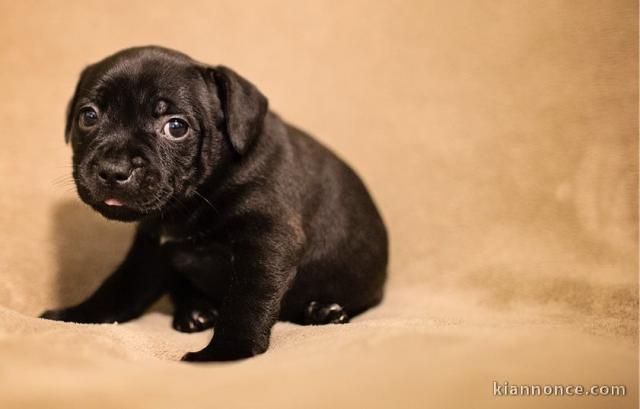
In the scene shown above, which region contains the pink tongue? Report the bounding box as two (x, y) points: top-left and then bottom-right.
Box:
(104, 198), (124, 207)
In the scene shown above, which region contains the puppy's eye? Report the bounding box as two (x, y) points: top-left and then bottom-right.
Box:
(163, 118), (189, 139)
(79, 108), (99, 129)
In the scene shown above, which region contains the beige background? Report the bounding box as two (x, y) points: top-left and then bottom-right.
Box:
(0, 1), (637, 408)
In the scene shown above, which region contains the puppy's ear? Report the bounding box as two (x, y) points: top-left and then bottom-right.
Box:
(210, 66), (268, 155)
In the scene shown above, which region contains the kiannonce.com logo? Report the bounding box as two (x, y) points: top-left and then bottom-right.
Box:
(492, 381), (627, 397)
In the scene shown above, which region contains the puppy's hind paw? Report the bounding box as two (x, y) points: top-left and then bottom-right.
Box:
(303, 301), (350, 325)
(172, 307), (218, 333)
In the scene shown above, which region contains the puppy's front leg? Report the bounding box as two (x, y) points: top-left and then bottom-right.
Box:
(40, 226), (169, 324)
(182, 226), (300, 362)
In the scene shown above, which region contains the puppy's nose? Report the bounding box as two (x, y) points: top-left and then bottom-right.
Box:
(96, 159), (133, 185)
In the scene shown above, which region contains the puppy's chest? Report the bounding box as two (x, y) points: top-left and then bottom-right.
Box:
(160, 232), (233, 288)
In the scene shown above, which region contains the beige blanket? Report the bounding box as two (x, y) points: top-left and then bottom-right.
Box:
(0, 1), (637, 408)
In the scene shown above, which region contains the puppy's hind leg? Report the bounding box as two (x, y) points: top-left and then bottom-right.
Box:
(170, 275), (219, 333)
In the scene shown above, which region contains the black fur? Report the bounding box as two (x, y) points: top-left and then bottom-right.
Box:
(40, 46), (388, 362)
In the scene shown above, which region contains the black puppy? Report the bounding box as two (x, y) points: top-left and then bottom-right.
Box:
(41, 46), (388, 362)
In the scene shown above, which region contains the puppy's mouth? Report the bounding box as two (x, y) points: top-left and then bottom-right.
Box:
(92, 196), (144, 221)
(89, 194), (171, 222)
(104, 198), (124, 207)
(75, 177), (174, 222)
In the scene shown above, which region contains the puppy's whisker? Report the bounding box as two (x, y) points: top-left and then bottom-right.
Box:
(51, 173), (74, 180)
(193, 190), (218, 214)
(51, 178), (76, 187)
(52, 184), (77, 190)
(170, 196), (190, 218)
(53, 177), (75, 185)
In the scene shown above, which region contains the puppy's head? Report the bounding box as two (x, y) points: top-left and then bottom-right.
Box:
(65, 46), (267, 221)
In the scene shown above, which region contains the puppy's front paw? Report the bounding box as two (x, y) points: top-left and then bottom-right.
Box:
(181, 350), (217, 362)
(39, 309), (69, 321)
(180, 348), (252, 363)
(181, 338), (266, 362)
(172, 307), (218, 333)
(39, 307), (120, 324)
